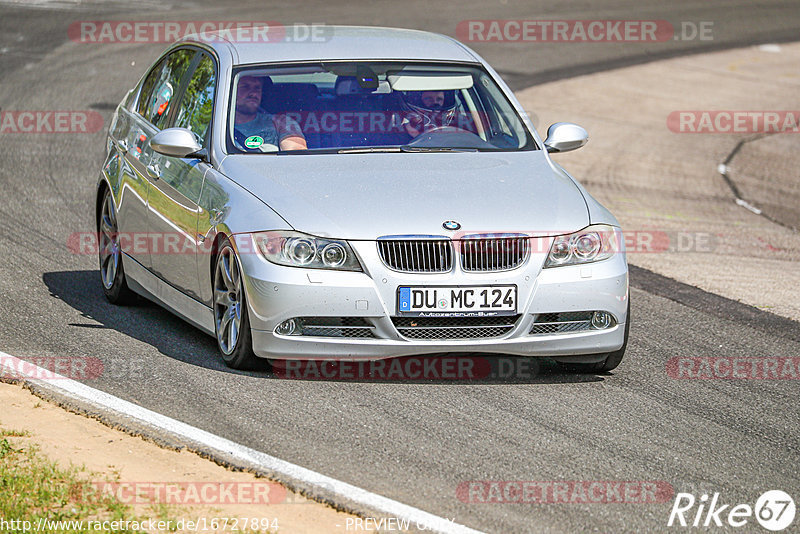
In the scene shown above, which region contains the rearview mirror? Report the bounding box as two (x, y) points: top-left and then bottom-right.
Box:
(150, 128), (202, 158)
(543, 122), (588, 153)
(387, 73), (474, 91)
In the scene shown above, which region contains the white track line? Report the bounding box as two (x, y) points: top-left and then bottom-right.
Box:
(0, 351), (483, 534)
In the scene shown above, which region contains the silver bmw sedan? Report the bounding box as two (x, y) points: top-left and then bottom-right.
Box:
(97, 26), (629, 372)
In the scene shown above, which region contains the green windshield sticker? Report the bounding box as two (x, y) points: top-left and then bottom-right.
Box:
(244, 135), (264, 149)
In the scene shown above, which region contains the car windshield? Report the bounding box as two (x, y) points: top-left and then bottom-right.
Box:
(227, 61), (538, 154)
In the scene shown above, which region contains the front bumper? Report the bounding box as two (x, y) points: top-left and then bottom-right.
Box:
(233, 235), (629, 360)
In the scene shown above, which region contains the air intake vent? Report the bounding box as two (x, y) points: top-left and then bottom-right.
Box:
(392, 315), (519, 340)
(460, 235), (530, 272)
(281, 317), (376, 338)
(529, 311), (597, 335)
(377, 238), (453, 273)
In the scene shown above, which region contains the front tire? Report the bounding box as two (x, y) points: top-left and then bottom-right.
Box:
(213, 238), (260, 370)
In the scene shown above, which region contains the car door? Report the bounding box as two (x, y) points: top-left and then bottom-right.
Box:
(146, 51), (217, 300)
(114, 55), (172, 271)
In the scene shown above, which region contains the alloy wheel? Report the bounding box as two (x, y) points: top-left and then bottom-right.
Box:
(214, 245), (243, 354)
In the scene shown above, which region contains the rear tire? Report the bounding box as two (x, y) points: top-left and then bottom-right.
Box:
(213, 237), (261, 370)
(98, 188), (137, 305)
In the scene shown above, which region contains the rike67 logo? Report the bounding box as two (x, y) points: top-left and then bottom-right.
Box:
(668, 490), (795, 531)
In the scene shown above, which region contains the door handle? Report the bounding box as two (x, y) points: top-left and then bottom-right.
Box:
(146, 163), (162, 180)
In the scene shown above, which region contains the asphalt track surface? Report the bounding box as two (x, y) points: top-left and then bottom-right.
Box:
(1, 1), (800, 532)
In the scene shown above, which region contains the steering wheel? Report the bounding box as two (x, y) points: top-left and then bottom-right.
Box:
(406, 125), (493, 149)
(412, 125), (473, 138)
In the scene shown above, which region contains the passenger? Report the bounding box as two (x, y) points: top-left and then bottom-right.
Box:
(234, 76), (307, 151)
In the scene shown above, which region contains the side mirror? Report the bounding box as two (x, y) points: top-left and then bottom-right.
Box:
(543, 122), (588, 153)
(150, 127), (202, 158)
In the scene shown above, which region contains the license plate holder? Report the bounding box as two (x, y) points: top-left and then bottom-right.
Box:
(396, 285), (517, 317)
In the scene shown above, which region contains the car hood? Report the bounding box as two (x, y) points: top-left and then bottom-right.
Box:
(218, 151), (589, 240)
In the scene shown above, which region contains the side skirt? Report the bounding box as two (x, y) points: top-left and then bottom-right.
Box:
(122, 253), (215, 336)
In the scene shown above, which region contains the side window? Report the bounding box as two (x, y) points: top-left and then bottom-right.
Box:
(137, 49), (196, 128)
(173, 54), (216, 146)
(136, 58), (166, 118)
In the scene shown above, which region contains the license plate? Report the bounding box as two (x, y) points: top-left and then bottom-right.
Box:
(397, 285), (517, 316)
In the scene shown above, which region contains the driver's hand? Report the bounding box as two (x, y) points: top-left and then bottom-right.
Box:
(403, 111), (426, 137)
(403, 123), (422, 138)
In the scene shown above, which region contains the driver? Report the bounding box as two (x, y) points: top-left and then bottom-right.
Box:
(234, 76), (307, 151)
(399, 90), (473, 138)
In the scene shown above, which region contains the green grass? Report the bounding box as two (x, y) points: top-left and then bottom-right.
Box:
(0, 429), (277, 533)
(0, 434), (143, 533)
(0, 429), (30, 437)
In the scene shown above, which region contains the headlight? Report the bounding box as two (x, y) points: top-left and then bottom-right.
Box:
(544, 225), (621, 268)
(252, 231), (362, 271)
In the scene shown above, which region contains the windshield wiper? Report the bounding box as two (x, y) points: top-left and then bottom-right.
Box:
(337, 147), (403, 154)
(400, 146), (478, 153)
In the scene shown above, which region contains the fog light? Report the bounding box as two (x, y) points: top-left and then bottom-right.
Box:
(591, 311), (613, 330)
(275, 319), (299, 336)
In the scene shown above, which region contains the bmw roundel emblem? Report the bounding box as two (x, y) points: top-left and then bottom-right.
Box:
(443, 220), (461, 231)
